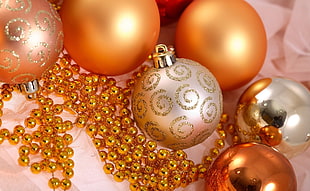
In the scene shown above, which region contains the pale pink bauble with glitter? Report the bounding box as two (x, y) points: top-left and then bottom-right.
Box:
(0, 0), (63, 84)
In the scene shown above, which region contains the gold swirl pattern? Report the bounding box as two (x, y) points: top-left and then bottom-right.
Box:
(145, 121), (166, 141)
(169, 116), (194, 139)
(11, 73), (36, 83)
(166, 63), (191, 81)
(197, 70), (216, 93)
(175, 84), (199, 110)
(132, 92), (147, 119)
(0, 49), (20, 73)
(55, 31), (64, 53)
(4, 0), (32, 13)
(141, 70), (161, 91)
(177, 58), (200, 66)
(4, 18), (31, 42)
(35, 10), (55, 35)
(27, 42), (50, 67)
(150, 89), (173, 116)
(200, 97), (218, 123)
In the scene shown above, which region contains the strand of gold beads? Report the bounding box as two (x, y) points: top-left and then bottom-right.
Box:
(0, 54), (228, 190)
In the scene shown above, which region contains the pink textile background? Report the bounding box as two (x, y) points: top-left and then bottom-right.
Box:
(1, 0), (310, 190)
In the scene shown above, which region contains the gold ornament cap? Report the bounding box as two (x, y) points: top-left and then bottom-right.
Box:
(151, 44), (176, 69)
(16, 79), (40, 99)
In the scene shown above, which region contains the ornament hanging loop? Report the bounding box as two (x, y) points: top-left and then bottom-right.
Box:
(152, 44), (176, 69)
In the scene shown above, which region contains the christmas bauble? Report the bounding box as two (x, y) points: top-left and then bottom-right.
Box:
(206, 142), (297, 191)
(0, 0), (63, 84)
(175, 0), (267, 91)
(156, 0), (193, 25)
(132, 44), (222, 150)
(235, 78), (310, 158)
(60, 0), (160, 76)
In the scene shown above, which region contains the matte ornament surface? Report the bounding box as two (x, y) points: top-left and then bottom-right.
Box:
(60, 0), (160, 76)
(175, 0), (267, 90)
(235, 77), (310, 158)
(206, 143), (297, 191)
(0, 0), (63, 84)
(132, 58), (222, 150)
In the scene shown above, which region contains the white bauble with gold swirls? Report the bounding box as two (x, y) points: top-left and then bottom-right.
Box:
(132, 44), (222, 150)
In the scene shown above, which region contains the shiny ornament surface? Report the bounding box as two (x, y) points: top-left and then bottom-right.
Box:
(60, 0), (160, 76)
(175, 0), (267, 91)
(206, 142), (297, 191)
(0, 0), (63, 84)
(235, 77), (310, 158)
(156, 0), (193, 25)
(132, 54), (222, 150)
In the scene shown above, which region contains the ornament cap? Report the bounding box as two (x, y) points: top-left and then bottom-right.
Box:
(152, 44), (176, 68)
(16, 79), (40, 99)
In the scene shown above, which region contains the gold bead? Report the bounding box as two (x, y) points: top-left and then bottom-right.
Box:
(117, 144), (130, 155)
(8, 134), (20, 145)
(113, 171), (125, 182)
(115, 160), (126, 171)
(159, 167), (169, 177)
(46, 161), (58, 173)
(30, 143), (40, 154)
(147, 152), (157, 162)
(1, 89), (12, 101)
(136, 134), (146, 144)
(64, 158), (75, 168)
(0, 100), (3, 108)
(180, 160), (192, 171)
(132, 149), (143, 160)
(131, 162), (141, 172)
(0, 128), (10, 139)
(103, 163), (114, 174)
(33, 131), (43, 142)
(157, 149), (170, 160)
(75, 115), (88, 128)
(146, 141), (157, 151)
(30, 162), (42, 174)
(86, 124), (98, 137)
(60, 179), (72, 190)
(210, 148), (220, 158)
(22, 133), (33, 145)
(19, 145), (30, 156)
(220, 113), (229, 123)
(198, 166), (208, 178)
(128, 172), (140, 183)
(174, 150), (187, 160)
(127, 126), (138, 136)
(168, 160), (178, 171)
(13, 125), (25, 135)
(24, 117), (37, 128)
(215, 138), (225, 149)
(149, 176), (158, 187)
(18, 155), (30, 166)
(98, 151), (107, 161)
(158, 179), (169, 190)
(64, 147), (74, 158)
(107, 151), (118, 161)
(203, 156), (213, 166)
(63, 167), (74, 178)
(124, 155), (133, 163)
(63, 121), (74, 131)
(172, 174), (182, 185)
(41, 148), (53, 159)
(58, 151), (69, 161)
(93, 138), (105, 149)
(52, 104), (64, 114)
(217, 130), (226, 139)
(48, 177), (60, 189)
(40, 136), (51, 146)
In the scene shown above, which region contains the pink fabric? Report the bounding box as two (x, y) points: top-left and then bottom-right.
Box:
(1, 0), (310, 190)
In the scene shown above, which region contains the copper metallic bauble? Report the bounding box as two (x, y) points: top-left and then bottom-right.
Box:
(175, 0), (267, 91)
(206, 142), (297, 191)
(132, 44), (222, 150)
(60, 0), (160, 76)
(0, 0), (63, 84)
(235, 77), (310, 158)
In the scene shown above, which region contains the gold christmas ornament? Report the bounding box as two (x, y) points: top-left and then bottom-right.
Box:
(234, 77), (310, 158)
(132, 44), (223, 150)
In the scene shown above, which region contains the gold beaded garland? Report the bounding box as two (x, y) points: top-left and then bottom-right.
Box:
(0, 16), (229, 188)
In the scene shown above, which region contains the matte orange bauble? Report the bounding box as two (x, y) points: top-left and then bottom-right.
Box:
(175, 0), (267, 91)
(60, 0), (160, 76)
(0, 0), (63, 84)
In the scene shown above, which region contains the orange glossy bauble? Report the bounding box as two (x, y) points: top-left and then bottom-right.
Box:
(0, 0), (63, 84)
(175, 0), (267, 90)
(60, 0), (160, 76)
